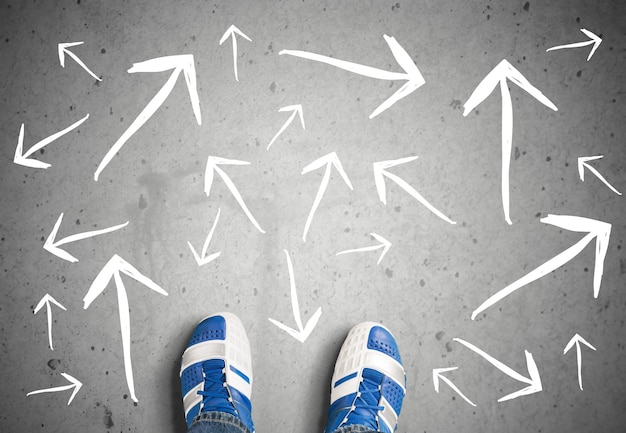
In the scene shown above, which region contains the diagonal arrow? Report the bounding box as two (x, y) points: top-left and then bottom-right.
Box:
(83, 254), (168, 402)
(267, 104), (305, 150)
(94, 55), (201, 181)
(302, 152), (353, 241)
(280, 34), (425, 119)
(578, 155), (622, 195)
(546, 28), (602, 61)
(463, 59), (558, 225)
(564, 333), (597, 390)
(44, 213), (129, 263)
(27, 372), (83, 405)
(336, 232), (391, 265)
(219, 25), (252, 81)
(268, 249), (322, 343)
(471, 214), (612, 320)
(432, 367), (477, 406)
(58, 41), (102, 81)
(187, 208), (222, 266)
(34, 294), (67, 350)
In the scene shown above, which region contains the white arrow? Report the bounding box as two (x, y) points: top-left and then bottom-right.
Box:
(204, 156), (265, 234)
(268, 250), (322, 343)
(578, 155), (622, 195)
(14, 114), (89, 169)
(94, 55), (201, 181)
(219, 25), (251, 81)
(27, 372), (83, 405)
(564, 334), (597, 390)
(58, 41), (102, 81)
(432, 367), (476, 406)
(546, 29), (602, 61)
(44, 213), (129, 263)
(374, 156), (456, 225)
(280, 34), (425, 119)
(463, 59), (558, 225)
(187, 208), (222, 266)
(472, 214), (612, 320)
(267, 104), (305, 150)
(453, 338), (542, 402)
(302, 152), (353, 242)
(336, 233), (391, 265)
(83, 254), (168, 402)
(34, 294), (67, 350)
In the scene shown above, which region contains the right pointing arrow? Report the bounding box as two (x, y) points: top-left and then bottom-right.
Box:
(336, 233), (392, 265)
(432, 367), (476, 406)
(564, 334), (597, 390)
(547, 28), (602, 61)
(578, 155), (622, 195)
(27, 372), (83, 405)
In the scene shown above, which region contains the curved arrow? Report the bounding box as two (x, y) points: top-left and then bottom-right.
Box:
(564, 334), (596, 390)
(34, 294), (67, 350)
(27, 372), (82, 405)
(578, 155), (622, 195)
(219, 25), (251, 81)
(267, 104), (305, 150)
(58, 41), (101, 81)
(432, 367), (476, 406)
(547, 28), (602, 61)
(187, 208), (222, 266)
(336, 232), (391, 265)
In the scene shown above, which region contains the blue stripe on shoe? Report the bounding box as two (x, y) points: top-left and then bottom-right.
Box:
(334, 371), (358, 388)
(367, 326), (402, 364)
(188, 315), (226, 346)
(181, 363), (203, 399)
(230, 365), (251, 384)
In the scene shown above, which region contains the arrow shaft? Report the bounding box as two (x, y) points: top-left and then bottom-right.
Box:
(337, 244), (384, 256)
(214, 166), (265, 233)
(55, 221), (129, 247)
(231, 36), (239, 81)
(303, 164), (331, 241)
(65, 49), (101, 80)
(284, 250), (303, 332)
(46, 302), (54, 350)
(114, 272), (137, 402)
(23, 114), (90, 159)
(585, 164), (622, 195)
(547, 40), (594, 52)
(439, 374), (477, 406)
(500, 79), (513, 225)
(454, 338), (530, 384)
(267, 110), (297, 150)
(27, 383), (75, 396)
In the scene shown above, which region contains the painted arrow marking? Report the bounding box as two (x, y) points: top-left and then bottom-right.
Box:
(187, 208), (222, 266)
(472, 214), (612, 320)
(564, 334), (597, 390)
(463, 59), (558, 225)
(280, 34), (425, 119)
(34, 294), (67, 350)
(219, 25), (251, 81)
(453, 338), (542, 402)
(14, 114), (89, 169)
(336, 233), (391, 265)
(94, 54), (201, 181)
(578, 155), (622, 195)
(27, 372), (83, 405)
(44, 213), (129, 263)
(547, 29), (602, 61)
(58, 42), (102, 81)
(83, 254), (168, 402)
(267, 104), (305, 150)
(268, 250), (322, 343)
(432, 367), (476, 406)
(302, 152), (353, 242)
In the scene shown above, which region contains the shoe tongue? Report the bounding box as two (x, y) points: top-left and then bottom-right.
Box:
(345, 368), (383, 429)
(200, 359), (238, 417)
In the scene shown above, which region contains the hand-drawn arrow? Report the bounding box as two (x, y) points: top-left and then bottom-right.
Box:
(564, 333), (597, 390)
(374, 156), (456, 225)
(14, 114), (89, 169)
(453, 338), (542, 402)
(267, 104), (305, 150)
(471, 214), (612, 320)
(27, 372), (83, 405)
(219, 25), (251, 81)
(280, 34), (425, 119)
(336, 233), (391, 265)
(432, 367), (477, 406)
(546, 29), (602, 61)
(204, 156), (265, 234)
(187, 208), (222, 266)
(44, 213), (129, 263)
(94, 55), (201, 181)
(58, 42), (101, 81)
(34, 294), (67, 350)
(302, 152), (353, 242)
(83, 254), (168, 402)
(268, 250), (322, 343)
(463, 59), (558, 225)
(578, 155), (622, 195)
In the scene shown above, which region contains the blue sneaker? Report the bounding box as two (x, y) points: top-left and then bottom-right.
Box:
(324, 322), (406, 433)
(180, 312), (254, 432)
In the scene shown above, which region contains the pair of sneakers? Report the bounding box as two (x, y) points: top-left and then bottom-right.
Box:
(180, 312), (406, 433)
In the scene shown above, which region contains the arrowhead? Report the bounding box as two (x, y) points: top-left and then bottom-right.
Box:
(268, 307), (322, 343)
(43, 213), (79, 263)
(187, 241), (221, 266)
(373, 156), (420, 204)
(14, 124), (51, 169)
(219, 25), (252, 45)
(204, 156), (250, 196)
(302, 152), (353, 190)
(432, 367), (457, 392)
(57, 42), (84, 67)
(279, 104), (306, 129)
(577, 155), (604, 181)
(498, 350), (542, 402)
(371, 233), (392, 265)
(61, 373), (83, 405)
(564, 333), (597, 354)
(34, 294), (66, 315)
(581, 28), (602, 61)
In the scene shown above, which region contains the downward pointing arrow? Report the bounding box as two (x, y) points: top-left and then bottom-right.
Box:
(58, 42), (102, 81)
(219, 25), (251, 81)
(578, 155), (622, 195)
(187, 208), (222, 266)
(564, 334), (597, 390)
(267, 104), (305, 150)
(336, 233), (391, 265)
(34, 294), (66, 350)
(547, 29), (602, 61)
(432, 367), (476, 406)
(27, 372), (83, 405)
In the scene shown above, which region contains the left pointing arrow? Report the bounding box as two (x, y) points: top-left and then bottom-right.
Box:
(27, 372), (83, 405)
(34, 294), (66, 350)
(58, 41), (102, 81)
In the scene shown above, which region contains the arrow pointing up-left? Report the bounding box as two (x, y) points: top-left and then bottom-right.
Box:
(27, 372), (83, 405)
(34, 294), (67, 350)
(58, 42), (102, 81)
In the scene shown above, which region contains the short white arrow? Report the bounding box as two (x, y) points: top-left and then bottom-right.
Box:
(280, 34), (425, 119)
(14, 114), (89, 169)
(219, 25), (251, 81)
(302, 152), (353, 241)
(267, 104), (305, 150)
(336, 233), (391, 265)
(44, 213), (129, 263)
(463, 59), (558, 225)
(432, 367), (477, 406)
(472, 214), (612, 320)
(547, 29), (602, 61)
(268, 250), (322, 343)
(564, 333), (597, 390)
(374, 156), (456, 225)
(27, 372), (83, 405)
(453, 338), (542, 402)
(34, 294), (67, 350)
(58, 41), (102, 81)
(204, 156), (265, 234)
(187, 208), (222, 266)
(94, 54), (201, 181)
(578, 155), (622, 195)
(83, 254), (168, 402)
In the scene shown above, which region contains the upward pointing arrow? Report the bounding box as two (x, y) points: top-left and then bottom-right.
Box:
(58, 42), (102, 81)
(547, 29), (602, 61)
(219, 25), (252, 81)
(578, 155), (622, 195)
(34, 294), (67, 350)
(564, 334), (597, 390)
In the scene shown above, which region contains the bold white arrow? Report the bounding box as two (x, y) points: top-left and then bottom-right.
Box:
(302, 152), (353, 241)
(44, 213), (129, 263)
(267, 104), (305, 150)
(336, 232), (391, 265)
(547, 29), (602, 61)
(204, 156), (265, 234)
(432, 367), (476, 406)
(219, 25), (251, 81)
(14, 114), (89, 169)
(564, 334), (597, 390)
(374, 156), (456, 225)
(27, 372), (83, 405)
(578, 155), (622, 195)
(472, 214), (612, 320)
(453, 338), (542, 402)
(34, 294), (67, 350)
(187, 208), (222, 266)
(463, 59), (558, 225)
(83, 254), (168, 402)
(268, 250), (322, 343)
(94, 55), (201, 181)
(280, 34), (425, 119)
(58, 42), (102, 81)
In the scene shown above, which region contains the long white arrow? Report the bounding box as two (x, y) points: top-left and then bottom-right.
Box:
(564, 334), (597, 390)
(83, 254), (168, 402)
(94, 55), (201, 181)
(280, 34), (425, 119)
(302, 152), (353, 241)
(268, 250), (322, 343)
(432, 367), (476, 406)
(547, 29), (602, 61)
(58, 42), (102, 81)
(472, 214), (612, 320)
(578, 155), (622, 195)
(187, 208), (222, 266)
(219, 25), (251, 81)
(14, 114), (89, 169)
(34, 294), (67, 350)
(27, 372), (83, 405)
(463, 59), (558, 225)
(44, 213), (129, 263)
(267, 104), (305, 150)
(336, 233), (391, 265)
(453, 338), (542, 402)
